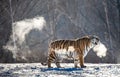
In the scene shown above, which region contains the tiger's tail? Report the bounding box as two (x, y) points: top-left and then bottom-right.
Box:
(41, 62), (47, 66)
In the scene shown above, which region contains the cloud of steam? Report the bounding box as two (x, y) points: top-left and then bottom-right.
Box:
(13, 16), (46, 44)
(4, 16), (46, 59)
(93, 42), (107, 58)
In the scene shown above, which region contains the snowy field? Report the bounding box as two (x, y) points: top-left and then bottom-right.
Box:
(0, 63), (120, 77)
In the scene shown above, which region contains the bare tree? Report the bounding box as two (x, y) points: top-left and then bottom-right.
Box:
(117, 0), (120, 42)
(103, 0), (113, 49)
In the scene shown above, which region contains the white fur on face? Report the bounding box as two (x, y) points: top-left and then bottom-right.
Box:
(93, 42), (107, 58)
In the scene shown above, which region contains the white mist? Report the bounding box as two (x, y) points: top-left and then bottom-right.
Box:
(93, 42), (107, 58)
(4, 16), (46, 59)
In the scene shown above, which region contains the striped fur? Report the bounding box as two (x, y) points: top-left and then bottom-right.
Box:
(43, 35), (99, 68)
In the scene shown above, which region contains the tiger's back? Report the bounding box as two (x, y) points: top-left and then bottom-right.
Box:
(50, 39), (76, 50)
(50, 37), (91, 54)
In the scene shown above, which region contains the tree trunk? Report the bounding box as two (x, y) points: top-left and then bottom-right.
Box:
(117, 0), (120, 42)
(103, 0), (112, 49)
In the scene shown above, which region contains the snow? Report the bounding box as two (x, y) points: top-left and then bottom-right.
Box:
(0, 63), (120, 77)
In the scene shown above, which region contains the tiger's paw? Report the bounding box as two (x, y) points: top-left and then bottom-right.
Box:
(57, 66), (64, 68)
(81, 65), (86, 68)
(48, 66), (53, 68)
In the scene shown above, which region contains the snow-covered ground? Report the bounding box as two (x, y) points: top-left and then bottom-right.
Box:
(0, 63), (120, 77)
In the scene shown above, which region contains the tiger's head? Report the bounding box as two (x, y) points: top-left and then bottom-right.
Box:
(89, 35), (100, 47)
(89, 35), (107, 58)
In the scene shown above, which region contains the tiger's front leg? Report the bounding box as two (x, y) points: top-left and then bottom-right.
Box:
(73, 52), (79, 68)
(74, 59), (79, 68)
(79, 54), (86, 68)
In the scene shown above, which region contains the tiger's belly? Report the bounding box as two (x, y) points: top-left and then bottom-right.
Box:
(54, 46), (89, 60)
(54, 46), (75, 59)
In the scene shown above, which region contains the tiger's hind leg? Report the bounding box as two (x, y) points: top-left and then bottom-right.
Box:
(48, 58), (52, 68)
(55, 58), (63, 68)
(55, 61), (61, 68)
(48, 51), (56, 68)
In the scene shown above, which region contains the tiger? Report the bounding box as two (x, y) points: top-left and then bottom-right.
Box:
(41, 35), (100, 68)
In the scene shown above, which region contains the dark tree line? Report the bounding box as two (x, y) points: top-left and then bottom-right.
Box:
(0, 0), (119, 63)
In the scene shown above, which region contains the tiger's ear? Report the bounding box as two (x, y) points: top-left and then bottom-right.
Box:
(89, 35), (94, 39)
(75, 38), (79, 40)
(84, 36), (89, 38)
(89, 35), (99, 40)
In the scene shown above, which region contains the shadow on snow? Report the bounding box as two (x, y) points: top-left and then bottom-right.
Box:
(40, 67), (83, 72)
